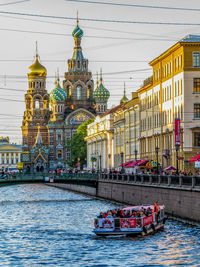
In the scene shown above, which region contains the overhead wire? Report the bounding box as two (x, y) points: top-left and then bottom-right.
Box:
(0, 10), (200, 26)
(66, 0), (200, 13)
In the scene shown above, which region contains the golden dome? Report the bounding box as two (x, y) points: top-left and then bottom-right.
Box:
(28, 54), (47, 77)
(120, 82), (129, 104)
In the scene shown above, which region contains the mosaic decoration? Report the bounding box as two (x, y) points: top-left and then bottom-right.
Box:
(21, 153), (30, 163)
(72, 26), (83, 38)
(94, 83), (110, 102)
(50, 83), (67, 102)
(70, 113), (88, 125)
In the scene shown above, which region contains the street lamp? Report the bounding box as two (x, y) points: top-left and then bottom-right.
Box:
(121, 152), (124, 173)
(175, 144), (179, 175)
(99, 154), (102, 173)
(108, 154), (111, 172)
(134, 149), (138, 161)
(155, 146), (159, 175)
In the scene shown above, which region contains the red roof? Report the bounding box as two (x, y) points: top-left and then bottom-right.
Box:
(188, 154), (200, 162)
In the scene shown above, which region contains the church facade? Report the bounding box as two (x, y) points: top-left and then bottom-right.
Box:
(21, 18), (110, 172)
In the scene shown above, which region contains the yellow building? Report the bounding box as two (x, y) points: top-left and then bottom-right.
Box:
(0, 137), (22, 169)
(113, 92), (139, 168)
(137, 34), (200, 170)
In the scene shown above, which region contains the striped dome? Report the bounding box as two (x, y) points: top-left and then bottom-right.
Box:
(72, 26), (83, 38)
(50, 81), (66, 102)
(94, 83), (110, 102)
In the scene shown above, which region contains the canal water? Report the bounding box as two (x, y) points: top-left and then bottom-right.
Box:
(0, 184), (199, 266)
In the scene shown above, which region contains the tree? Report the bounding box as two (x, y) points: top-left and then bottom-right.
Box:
(66, 119), (94, 169)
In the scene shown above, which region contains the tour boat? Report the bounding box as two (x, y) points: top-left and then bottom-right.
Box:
(93, 204), (166, 236)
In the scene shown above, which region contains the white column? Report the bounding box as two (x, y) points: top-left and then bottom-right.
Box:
(9, 153), (11, 165)
(0, 153), (2, 164)
(14, 153), (16, 164)
(18, 153), (21, 162)
(4, 153), (7, 164)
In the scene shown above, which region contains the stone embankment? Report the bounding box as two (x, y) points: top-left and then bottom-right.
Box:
(47, 173), (200, 224)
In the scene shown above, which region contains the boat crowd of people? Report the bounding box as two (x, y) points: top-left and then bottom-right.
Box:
(97, 203), (159, 219)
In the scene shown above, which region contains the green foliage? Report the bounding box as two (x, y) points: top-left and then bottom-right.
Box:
(66, 119), (94, 169)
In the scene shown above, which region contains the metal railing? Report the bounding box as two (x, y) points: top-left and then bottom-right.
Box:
(99, 173), (200, 189)
(0, 172), (98, 184)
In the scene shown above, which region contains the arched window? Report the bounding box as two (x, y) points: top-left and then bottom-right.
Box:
(35, 100), (39, 109)
(57, 150), (62, 159)
(77, 85), (82, 100)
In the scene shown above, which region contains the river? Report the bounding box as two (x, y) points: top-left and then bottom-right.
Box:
(0, 184), (199, 266)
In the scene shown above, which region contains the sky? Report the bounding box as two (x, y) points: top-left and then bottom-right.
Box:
(1, 0), (200, 143)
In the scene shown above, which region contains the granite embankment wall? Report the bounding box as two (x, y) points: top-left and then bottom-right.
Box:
(46, 183), (96, 196)
(97, 180), (200, 224)
(47, 178), (200, 224)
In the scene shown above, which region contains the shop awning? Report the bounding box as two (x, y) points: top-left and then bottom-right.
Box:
(188, 154), (200, 162)
(125, 160), (141, 168)
(138, 159), (149, 166)
(164, 166), (176, 171)
(119, 160), (133, 167)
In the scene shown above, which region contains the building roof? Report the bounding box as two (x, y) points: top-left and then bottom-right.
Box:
(180, 35), (200, 43)
(101, 103), (125, 117)
(0, 144), (22, 152)
(149, 34), (200, 66)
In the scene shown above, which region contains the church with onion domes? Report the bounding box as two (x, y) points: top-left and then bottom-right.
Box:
(21, 16), (110, 172)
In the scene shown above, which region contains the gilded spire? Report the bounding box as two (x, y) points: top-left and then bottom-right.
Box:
(96, 72), (99, 87)
(57, 68), (60, 83)
(35, 41), (38, 58)
(77, 10), (79, 26)
(100, 68), (103, 83)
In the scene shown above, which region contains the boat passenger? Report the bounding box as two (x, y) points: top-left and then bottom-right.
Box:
(97, 212), (104, 218)
(107, 211), (113, 218)
(125, 211), (131, 218)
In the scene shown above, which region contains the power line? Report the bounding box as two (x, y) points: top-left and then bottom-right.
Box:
(0, 10), (200, 26)
(66, 0), (200, 13)
(0, 27), (177, 41)
(0, 14), (178, 39)
(0, 0), (30, 6)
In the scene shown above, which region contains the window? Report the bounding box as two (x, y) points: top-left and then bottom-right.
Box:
(194, 132), (200, 147)
(193, 52), (200, 67)
(77, 85), (82, 100)
(194, 103), (200, 118)
(35, 100), (39, 109)
(57, 134), (61, 141)
(193, 78), (200, 93)
(57, 150), (62, 159)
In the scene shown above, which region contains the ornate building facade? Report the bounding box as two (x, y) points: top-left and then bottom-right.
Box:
(21, 19), (110, 172)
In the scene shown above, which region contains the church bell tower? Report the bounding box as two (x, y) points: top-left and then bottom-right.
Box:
(21, 43), (50, 154)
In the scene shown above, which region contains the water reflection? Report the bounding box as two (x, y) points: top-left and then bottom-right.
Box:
(0, 184), (199, 266)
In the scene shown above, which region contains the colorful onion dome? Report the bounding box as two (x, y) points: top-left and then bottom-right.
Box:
(120, 83), (129, 104)
(72, 13), (83, 38)
(50, 78), (67, 102)
(72, 26), (83, 38)
(94, 71), (110, 102)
